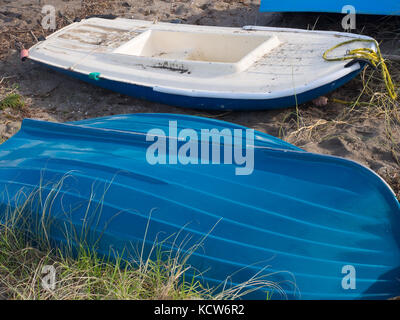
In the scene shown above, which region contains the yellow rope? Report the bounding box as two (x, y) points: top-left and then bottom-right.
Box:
(323, 39), (398, 100)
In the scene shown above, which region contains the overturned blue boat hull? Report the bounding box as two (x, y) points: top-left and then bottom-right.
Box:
(260, 0), (400, 16)
(0, 113), (399, 299)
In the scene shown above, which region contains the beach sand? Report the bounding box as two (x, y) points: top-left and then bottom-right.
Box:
(0, 0), (399, 197)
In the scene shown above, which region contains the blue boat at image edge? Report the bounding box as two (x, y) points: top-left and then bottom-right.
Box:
(260, 0), (400, 16)
(0, 113), (399, 299)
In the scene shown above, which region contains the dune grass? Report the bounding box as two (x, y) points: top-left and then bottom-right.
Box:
(0, 235), (208, 300)
(0, 178), (285, 300)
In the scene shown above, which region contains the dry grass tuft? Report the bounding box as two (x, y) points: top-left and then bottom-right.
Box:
(0, 93), (25, 110)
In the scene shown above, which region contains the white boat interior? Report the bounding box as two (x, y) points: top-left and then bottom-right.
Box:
(28, 18), (376, 99)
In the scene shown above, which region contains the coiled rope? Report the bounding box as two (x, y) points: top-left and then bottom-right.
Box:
(323, 39), (397, 100)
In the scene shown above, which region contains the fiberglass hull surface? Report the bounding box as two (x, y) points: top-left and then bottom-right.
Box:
(260, 0), (400, 16)
(0, 114), (399, 299)
(27, 18), (374, 111)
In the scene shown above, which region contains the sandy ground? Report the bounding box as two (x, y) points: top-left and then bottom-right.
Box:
(0, 0), (399, 197)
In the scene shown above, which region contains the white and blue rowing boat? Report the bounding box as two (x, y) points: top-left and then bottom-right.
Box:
(27, 18), (376, 110)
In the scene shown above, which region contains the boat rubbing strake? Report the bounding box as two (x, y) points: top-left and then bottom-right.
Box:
(26, 18), (377, 110)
